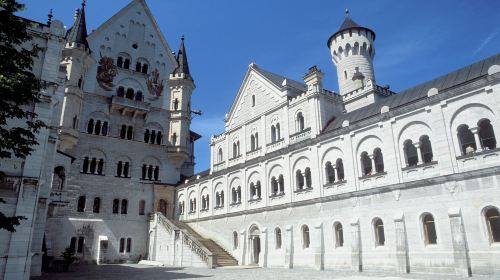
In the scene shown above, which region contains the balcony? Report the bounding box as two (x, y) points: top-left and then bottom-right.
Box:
(246, 147), (261, 160)
(111, 96), (150, 117)
(228, 154), (243, 166)
(213, 161), (226, 172)
(289, 127), (311, 144)
(266, 139), (285, 153)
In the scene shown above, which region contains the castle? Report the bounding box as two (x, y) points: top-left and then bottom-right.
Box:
(1, 0), (499, 279)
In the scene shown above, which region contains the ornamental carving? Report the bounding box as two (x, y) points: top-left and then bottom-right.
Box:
(147, 68), (164, 96)
(96, 56), (118, 91)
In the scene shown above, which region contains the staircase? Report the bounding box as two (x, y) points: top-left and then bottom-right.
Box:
(171, 220), (238, 267)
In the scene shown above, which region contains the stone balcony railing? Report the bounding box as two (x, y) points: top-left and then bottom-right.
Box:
(228, 155), (243, 166)
(111, 95), (150, 117)
(266, 139), (285, 153)
(213, 161), (226, 172)
(246, 147), (261, 160)
(289, 127), (311, 144)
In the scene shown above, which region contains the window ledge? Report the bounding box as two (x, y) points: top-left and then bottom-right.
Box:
(359, 171), (387, 179)
(289, 127), (311, 138)
(402, 161), (438, 171)
(324, 180), (347, 188)
(115, 175), (131, 179)
(248, 197), (262, 202)
(188, 211), (196, 214)
(269, 192), (285, 198)
(266, 139), (285, 147)
(213, 161), (226, 167)
(294, 187), (313, 193)
(214, 205), (224, 210)
(456, 147), (500, 160)
(80, 172), (105, 176)
(229, 155), (242, 160)
(229, 202), (242, 206)
(200, 209), (209, 213)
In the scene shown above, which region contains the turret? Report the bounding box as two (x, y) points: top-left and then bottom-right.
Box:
(168, 36), (195, 167)
(327, 10), (376, 97)
(59, 0), (94, 151)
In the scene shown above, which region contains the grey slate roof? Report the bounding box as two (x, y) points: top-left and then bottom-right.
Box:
(253, 66), (307, 92)
(66, 3), (90, 51)
(173, 36), (192, 80)
(322, 53), (500, 133)
(327, 16), (376, 47)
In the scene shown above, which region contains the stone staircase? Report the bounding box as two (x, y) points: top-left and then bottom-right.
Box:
(171, 220), (238, 267)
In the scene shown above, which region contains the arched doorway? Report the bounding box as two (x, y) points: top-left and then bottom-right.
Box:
(249, 225), (261, 265)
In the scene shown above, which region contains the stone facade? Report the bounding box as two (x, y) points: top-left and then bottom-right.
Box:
(173, 17), (500, 277)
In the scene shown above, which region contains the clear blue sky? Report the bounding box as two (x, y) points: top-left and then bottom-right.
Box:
(19, 0), (500, 173)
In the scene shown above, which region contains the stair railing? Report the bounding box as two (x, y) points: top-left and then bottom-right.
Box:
(155, 213), (216, 268)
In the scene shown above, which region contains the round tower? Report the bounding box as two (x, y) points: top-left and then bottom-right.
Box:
(327, 11), (376, 96)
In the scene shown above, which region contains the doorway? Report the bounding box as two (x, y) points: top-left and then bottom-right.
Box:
(249, 225), (261, 265)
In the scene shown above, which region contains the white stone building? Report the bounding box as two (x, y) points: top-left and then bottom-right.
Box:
(154, 14), (500, 277)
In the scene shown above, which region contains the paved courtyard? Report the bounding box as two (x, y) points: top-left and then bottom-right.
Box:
(31, 264), (496, 280)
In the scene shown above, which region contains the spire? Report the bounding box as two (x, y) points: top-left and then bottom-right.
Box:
(173, 35), (192, 80)
(66, 0), (90, 51)
(327, 10), (376, 48)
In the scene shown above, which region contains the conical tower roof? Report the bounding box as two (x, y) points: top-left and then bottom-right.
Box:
(66, 1), (90, 51)
(173, 35), (192, 80)
(327, 10), (375, 48)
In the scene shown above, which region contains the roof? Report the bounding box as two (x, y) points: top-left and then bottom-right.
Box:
(322, 53), (500, 133)
(253, 66), (307, 92)
(173, 36), (192, 80)
(66, 2), (90, 51)
(185, 169), (210, 182)
(327, 16), (375, 48)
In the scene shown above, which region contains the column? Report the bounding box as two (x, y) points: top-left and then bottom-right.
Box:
(414, 142), (423, 165)
(470, 127), (482, 151)
(448, 208), (472, 277)
(394, 213), (409, 274)
(239, 230), (247, 265)
(284, 225), (294, 269)
(350, 219), (362, 272)
(369, 154), (376, 174)
(313, 223), (324, 270)
(260, 228), (268, 268)
(333, 164), (338, 183)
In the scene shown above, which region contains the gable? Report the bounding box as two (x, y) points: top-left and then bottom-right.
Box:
(226, 66), (287, 130)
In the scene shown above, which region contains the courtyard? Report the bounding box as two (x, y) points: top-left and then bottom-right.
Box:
(32, 264), (496, 280)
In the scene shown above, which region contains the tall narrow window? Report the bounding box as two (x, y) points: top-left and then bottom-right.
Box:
(77, 237), (84, 253)
(126, 126), (133, 140)
(124, 59), (130, 69)
(116, 161), (123, 177)
(374, 218), (385, 246)
(126, 88), (134, 99)
(220, 191), (224, 206)
(151, 130), (156, 144)
(126, 238), (132, 253)
(233, 231), (238, 249)
(94, 120), (102, 135)
(361, 151), (372, 176)
(120, 125), (127, 139)
(135, 62), (142, 72)
(139, 200), (145, 215)
(117, 86), (125, 97)
(144, 129), (150, 143)
(172, 133), (177, 146)
(173, 98), (179, 110)
(271, 177), (278, 195)
(336, 159), (345, 181)
(156, 131), (162, 145)
(373, 148), (384, 173)
(117, 57), (123, 68)
(102, 121), (108, 136)
(335, 223), (344, 247)
(97, 159), (104, 175)
(296, 170), (304, 190)
(420, 135), (433, 163)
(278, 175), (284, 193)
(148, 165), (153, 180)
(296, 112), (305, 132)
(82, 157), (89, 173)
(135, 91), (143, 102)
(457, 124), (476, 154)
(119, 238), (125, 253)
(121, 199), (128, 214)
(87, 119), (94, 134)
(154, 166), (159, 181)
(271, 125), (277, 143)
(478, 119), (496, 150)
(141, 164), (147, 179)
(93, 197), (101, 213)
(251, 135), (256, 151)
(141, 64), (148, 74)
(302, 225), (310, 248)
(404, 140), (418, 167)
(113, 199), (119, 214)
(276, 123), (281, 140)
(123, 162), (129, 178)
(275, 227), (282, 249)
(305, 168), (312, 188)
(70, 237), (77, 253)
(325, 161), (335, 183)
(485, 207), (500, 243)
(251, 95), (255, 107)
(77, 196), (86, 212)
(89, 158), (97, 174)
(218, 148), (223, 163)
(423, 214), (437, 245)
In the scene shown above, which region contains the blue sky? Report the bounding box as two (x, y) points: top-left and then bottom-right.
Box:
(19, 0), (500, 173)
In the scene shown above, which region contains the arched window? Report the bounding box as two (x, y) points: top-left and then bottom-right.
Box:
(126, 88), (134, 99)
(251, 95), (255, 107)
(478, 119), (496, 150)
(271, 176), (278, 195)
(52, 166), (66, 191)
(124, 58), (130, 69)
(126, 238), (132, 253)
(151, 130), (156, 144)
(404, 140), (418, 167)
(255, 133), (259, 148)
(373, 148), (384, 173)
(232, 187), (237, 203)
(485, 207), (500, 243)
(87, 119), (94, 134)
(156, 131), (162, 145)
(220, 191), (224, 206)
(135, 62), (142, 72)
(139, 200), (145, 215)
(117, 86), (125, 97)
(420, 135), (433, 163)
(121, 199), (128, 214)
(256, 181), (261, 198)
(457, 124), (476, 154)
(278, 175), (284, 193)
(97, 159), (104, 175)
(93, 197), (101, 213)
(126, 126), (133, 140)
(144, 129), (150, 143)
(95, 120), (102, 135)
(275, 227), (282, 249)
(135, 91), (143, 102)
(296, 112), (305, 132)
(173, 98), (179, 110)
(117, 57), (123, 68)
(336, 159), (345, 181)
(123, 162), (129, 178)
(302, 225), (310, 248)
(158, 199), (167, 216)
(116, 161), (123, 177)
(216, 192), (221, 207)
(69, 237), (77, 253)
(325, 161), (335, 183)
(218, 148), (223, 163)
(271, 125), (277, 143)
(250, 182), (255, 198)
(335, 222), (344, 247)
(147, 165), (153, 180)
(296, 169), (304, 190)
(154, 165), (159, 180)
(422, 213), (437, 245)
(112, 199), (119, 214)
(172, 133), (177, 146)
(305, 168), (312, 188)
(360, 151), (372, 176)
(276, 123), (281, 140)
(82, 157), (89, 173)
(120, 125), (127, 139)
(250, 134), (256, 150)
(233, 142), (238, 158)
(102, 121), (108, 136)
(374, 218), (385, 246)
(77, 237), (84, 253)
(237, 186), (241, 202)
(89, 158), (97, 174)
(141, 64), (148, 74)
(119, 238), (125, 253)
(77, 196), (86, 212)
(233, 231), (238, 249)
(141, 164), (147, 179)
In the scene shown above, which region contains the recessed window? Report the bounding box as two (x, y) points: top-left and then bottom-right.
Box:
(275, 227), (282, 249)
(485, 207), (500, 243)
(132, 43), (138, 49)
(335, 222), (344, 247)
(374, 218), (385, 246)
(233, 231), (238, 249)
(422, 213), (437, 245)
(302, 225), (310, 248)
(252, 95), (255, 107)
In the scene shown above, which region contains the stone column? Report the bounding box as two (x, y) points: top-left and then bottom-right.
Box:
(470, 127), (482, 151)
(369, 154), (376, 174)
(313, 223), (324, 270)
(448, 208), (472, 277)
(260, 227), (268, 268)
(414, 142), (423, 165)
(285, 225), (294, 269)
(239, 229), (247, 265)
(350, 219), (362, 272)
(333, 164), (338, 182)
(394, 213), (409, 274)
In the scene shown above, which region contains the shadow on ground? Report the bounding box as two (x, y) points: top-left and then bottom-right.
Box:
(31, 264), (212, 280)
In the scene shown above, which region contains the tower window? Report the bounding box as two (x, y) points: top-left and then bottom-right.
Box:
(252, 95), (255, 107)
(344, 70), (348, 80)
